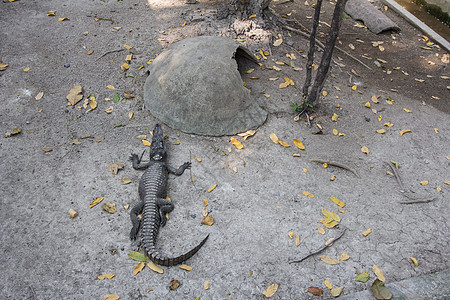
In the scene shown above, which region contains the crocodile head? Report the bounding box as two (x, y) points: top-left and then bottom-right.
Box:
(150, 123), (167, 161)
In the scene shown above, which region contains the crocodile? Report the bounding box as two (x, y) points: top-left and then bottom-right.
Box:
(129, 124), (209, 266)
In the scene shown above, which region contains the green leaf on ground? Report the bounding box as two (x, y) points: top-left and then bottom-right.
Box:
(128, 251), (150, 262)
(371, 279), (392, 299)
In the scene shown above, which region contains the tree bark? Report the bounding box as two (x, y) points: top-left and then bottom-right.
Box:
(306, 0), (348, 106)
(302, 0), (323, 99)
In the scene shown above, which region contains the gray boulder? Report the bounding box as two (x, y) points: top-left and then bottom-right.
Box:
(144, 36), (267, 136)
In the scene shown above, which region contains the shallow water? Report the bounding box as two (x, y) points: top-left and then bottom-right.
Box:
(394, 0), (450, 42)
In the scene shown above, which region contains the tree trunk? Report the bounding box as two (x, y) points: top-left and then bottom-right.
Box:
(306, 0), (348, 106)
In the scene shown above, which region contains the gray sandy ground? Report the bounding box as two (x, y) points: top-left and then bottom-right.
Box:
(0, 0), (448, 299)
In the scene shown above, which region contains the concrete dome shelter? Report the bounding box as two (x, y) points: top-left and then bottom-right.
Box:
(144, 36), (267, 136)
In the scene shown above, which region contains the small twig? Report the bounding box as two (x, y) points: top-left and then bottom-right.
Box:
(311, 159), (359, 178)
(386, 161), (405, 191)
(290, 228), (347, 264)
(305, 112), (311, 127)
(96, 48), (125, 61)
(283, 25), (372, 70)
(400, 198), (437, 204)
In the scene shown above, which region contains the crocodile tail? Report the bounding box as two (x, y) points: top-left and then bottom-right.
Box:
(150, 234), (209, 266)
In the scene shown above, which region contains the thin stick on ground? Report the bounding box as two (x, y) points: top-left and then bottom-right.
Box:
(96, 48), (125, 61)
(289, 228), (347, 264)
(311, 159), (359, 178)
(386, 161), (405, 191)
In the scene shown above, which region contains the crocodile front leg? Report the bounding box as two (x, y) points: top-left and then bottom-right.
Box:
(129, 153), (151, 170)
(156, 197), (174, 227)
(167, 162), (191, 176)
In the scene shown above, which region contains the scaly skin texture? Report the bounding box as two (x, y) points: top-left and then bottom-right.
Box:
(129, 124), (208, 266)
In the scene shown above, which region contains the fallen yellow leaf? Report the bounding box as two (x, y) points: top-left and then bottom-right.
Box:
(320, 255), (339, 265)
(318, 226), (325, 234)
(376, 129), (386, 134)
(147, 262), (163, 274)
(284, 77), (295, 86)
(270, 133), (279, 144)
(322, 208), (340, 222)
(403, 108), (412, 113)
(434, 128), (439, 134)
(420, 180), (429, 186)
(230, 138), (244, 149)
(331, 113), (339, 122)
(364, 101), (371, 108)
(293, 139), (305, 150)
(331, 286), (344, 297)
(302, 167), (307, 173)
(121, 63), (129, 70)
(330, 196), (345, 207)
(333, 129), (338, 136)
(294, 233), (300, 247)
(324, 280), (333, 289)
(103, 294), (120, 300)
(302, 191), (314, 198)
(179, 264), (193, 271)
(273, 38), (283, 47)
(46, 10), (56, 16)
(400, 129), (412, 135)
(371, 95), (379, 103)
(133, 262), (145, 276)
(340, 252), (350, 261)
(410, 257), (418, 266)
(279, 81), (290, 89)
(125, 54), (133, 61)
(208, 184), (217, 193)
(288, 231), (294, 239)
(142, 139), (151, 146)
(362, 228), (372, 236)
(107, 84), (115, 90)
(278, 140), (290, 147)
(373, 265), (385, 282)
(384, 122), (394, 127)
(361, 145), (369, 156)
(98, 273), (115, 280)
(89, 197), (104, 208)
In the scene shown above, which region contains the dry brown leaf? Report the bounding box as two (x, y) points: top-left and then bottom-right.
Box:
(66, 85), (83, 106)
(273, 38), (283, 47)
(107, 162), (124, 175)
(331, 286), (344, 297)
(105, 106), (114, 114)
(294, 233), (300, 247)
(320, 255), (340, 265)
(69, 208), (78, 218)
(133, 262), (145, 276)
(204, 280), (210, 290)
(42, 147), (53, 152)
(307, 287), (323, 296)
(169, 279), (180, 290)
(340, 252), (350, 261)
(102, 202), (116, 214)
(237, 130), (256, 140)
(263, 283), (279, 298)
(361, 146), (369, 156)
(35, 91), (44, 100)
(373, 265), (386, 282)
(202, 207), (208, 217)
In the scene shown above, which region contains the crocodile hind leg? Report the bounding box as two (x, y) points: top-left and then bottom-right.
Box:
(156, 197), (174, 227)
(130, 199), (144, 240)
